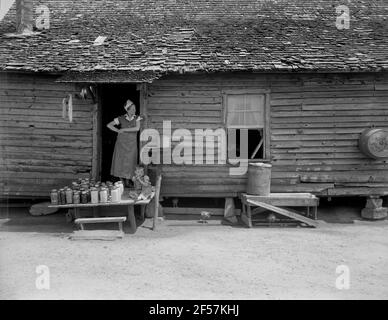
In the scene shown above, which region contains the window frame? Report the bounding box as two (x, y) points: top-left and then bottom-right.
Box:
(222, 89), (271, 161)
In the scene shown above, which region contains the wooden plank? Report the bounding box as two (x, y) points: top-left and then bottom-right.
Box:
(0, 120), (93, 130)
(246, 199), (319, 228)
(162, 207), (224, 216)
(49, 198), (152, 208)
(245, 192), (318, 202)
(0, 127), (92, 136)
(240, 210), (252, 228)
(75, 217), (127, 224)
(302, 103), (388, 111)
(327, 187), (388, 196)
(272, 110), (388, 117)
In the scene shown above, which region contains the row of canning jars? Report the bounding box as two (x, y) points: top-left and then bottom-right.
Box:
(50, 180), (124, 205)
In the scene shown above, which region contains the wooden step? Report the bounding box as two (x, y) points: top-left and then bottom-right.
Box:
(74, 217), (127, 224)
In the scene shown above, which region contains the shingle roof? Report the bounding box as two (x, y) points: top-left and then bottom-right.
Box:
(0, 0), (387, 74)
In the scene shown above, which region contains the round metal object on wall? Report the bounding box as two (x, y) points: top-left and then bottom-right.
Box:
(359, 128), (388, 159)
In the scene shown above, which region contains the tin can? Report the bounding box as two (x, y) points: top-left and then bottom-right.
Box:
(50, 189), (58, 205)
(81, 191), (88, 204)
(73, 191), (80, 204)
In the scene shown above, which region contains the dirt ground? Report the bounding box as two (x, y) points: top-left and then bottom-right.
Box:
(0, 201), (387, 300)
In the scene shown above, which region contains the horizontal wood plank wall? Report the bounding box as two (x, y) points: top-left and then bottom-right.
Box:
(147, 73), (388, 197)
(0, 73), (94, 198)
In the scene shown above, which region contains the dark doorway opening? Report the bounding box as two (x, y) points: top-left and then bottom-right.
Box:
(99, 84), (140, 182)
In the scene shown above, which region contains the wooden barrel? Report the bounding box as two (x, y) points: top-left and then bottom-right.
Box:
(247, 163), (272, 196)
(359, 128), (388, 159)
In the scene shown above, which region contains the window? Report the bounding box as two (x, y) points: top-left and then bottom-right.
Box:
(224, 90), (270, 161)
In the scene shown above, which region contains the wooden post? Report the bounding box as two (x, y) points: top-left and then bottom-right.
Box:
(152, 173), (162, 231)
(224, 197), (237, 224)
(140, 205), (145, 221)
(246, 205), (253, 228)
(139, 83), (148, 161)
(127, 205), (137, 234)
(92, 86), (102, 182)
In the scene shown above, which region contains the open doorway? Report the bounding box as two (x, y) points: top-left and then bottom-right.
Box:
(99, 84), (140, 182)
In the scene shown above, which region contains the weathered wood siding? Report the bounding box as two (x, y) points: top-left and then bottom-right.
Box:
(0, 73), (94, 198)
(146, 73), (388, 197)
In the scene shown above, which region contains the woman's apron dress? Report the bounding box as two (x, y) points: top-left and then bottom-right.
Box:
(110, 115), (138, 179)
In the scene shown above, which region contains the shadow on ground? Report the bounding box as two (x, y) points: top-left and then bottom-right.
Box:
(0, 196), (382, 235)
(0, 206), (146, 234)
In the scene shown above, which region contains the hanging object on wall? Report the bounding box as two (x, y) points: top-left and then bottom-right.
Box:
(62, 97), (67, 119)
(88, 85), (97, 103)
(68, 94), (73, 123)
(77, 85), (96, 102)
(359, 128), (388, 159)
(61, 94), (74, 123)
(79, 87), (88, 99)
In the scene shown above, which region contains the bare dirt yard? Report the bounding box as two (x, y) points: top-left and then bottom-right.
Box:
(0, 201), (387, 300)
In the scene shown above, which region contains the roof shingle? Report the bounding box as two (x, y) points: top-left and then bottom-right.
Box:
(0, 0), (387, 74)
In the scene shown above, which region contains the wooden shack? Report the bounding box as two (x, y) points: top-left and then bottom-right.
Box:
(0, 0), (387, 205)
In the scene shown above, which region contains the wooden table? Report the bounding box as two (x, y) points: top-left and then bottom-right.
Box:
(240, 193), (319, 228)
(49, 193), (154, 233)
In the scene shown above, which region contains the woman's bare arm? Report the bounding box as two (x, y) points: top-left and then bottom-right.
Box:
(107, 120), (120, 133)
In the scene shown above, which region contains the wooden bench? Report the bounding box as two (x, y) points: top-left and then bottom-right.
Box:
(74, 217), (126, 232)
(49, 196), (153, 234)
(240, 193), (320, 228)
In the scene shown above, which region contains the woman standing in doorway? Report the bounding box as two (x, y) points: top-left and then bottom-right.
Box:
(107, 100), (142, 187)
